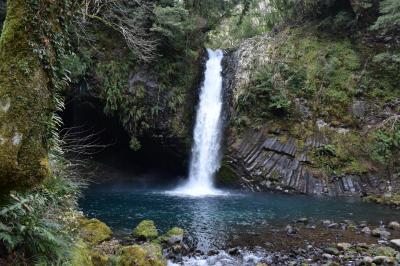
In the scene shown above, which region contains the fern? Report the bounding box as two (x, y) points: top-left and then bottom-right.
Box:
(371, 0), (400, 33)
(0, 173), (81, 264)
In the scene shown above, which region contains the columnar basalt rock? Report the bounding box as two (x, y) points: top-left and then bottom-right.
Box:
(221, 29), (400, 196)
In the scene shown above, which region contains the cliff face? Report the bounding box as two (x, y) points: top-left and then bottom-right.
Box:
(0, 0), (71, 192)
(220, 25), (400, 196)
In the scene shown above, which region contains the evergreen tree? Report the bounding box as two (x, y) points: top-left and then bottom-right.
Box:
(371, 0), (400, 33)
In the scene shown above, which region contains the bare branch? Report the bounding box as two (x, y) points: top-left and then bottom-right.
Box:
(76, 0), (158, 62)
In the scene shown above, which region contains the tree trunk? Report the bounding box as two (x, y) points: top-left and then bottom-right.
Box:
(0, 0), (55, 192)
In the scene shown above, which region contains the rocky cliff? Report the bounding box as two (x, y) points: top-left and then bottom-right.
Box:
(220, 24), (400, 197)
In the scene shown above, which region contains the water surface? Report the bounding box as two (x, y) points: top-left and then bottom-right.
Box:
(79, 180), (398, 251)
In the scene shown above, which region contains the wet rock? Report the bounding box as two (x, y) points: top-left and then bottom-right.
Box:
(362, 256), (373, 264)
(359, 221), (368, 228)
(285, 225), (298, 235)
(372, 228), (391, 239)
(372, 256), (394, 264)
(343, 219), (354, 225)
(328, 223), (339, 229)
(324, 247), (340, 256)
(322, 253), (334, 259)
(337, 242), (352, 251)
(361, 227), (372, 235)
(388, 221), (400, 231)
(296, 217), (308, 224)
(159, 227), (184, 245)
(228, 247), (240, 255)
(321, 220), (332, 227)
(133, 220), (158, 240)
(207, 250), (219, 256)
(390, 239), (400, 251)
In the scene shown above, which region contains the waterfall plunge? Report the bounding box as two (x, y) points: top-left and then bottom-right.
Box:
(173, 49), (226, 197)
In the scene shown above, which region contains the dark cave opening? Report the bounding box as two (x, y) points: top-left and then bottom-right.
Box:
(61, 94), (188, 185)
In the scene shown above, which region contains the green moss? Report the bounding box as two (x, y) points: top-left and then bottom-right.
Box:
(117, 244), (166, 266)
(158, 227), (184, 244)
(369, 245), (398, 257)
(133, 220), (158, 240)
(70, 240), (94, 266)
(0, 0), (52, 192)
(90, 251), (109, 266)
(363, 193), (400, 207)
(79, 218), (112, 245)
(215, 163), (239, 186)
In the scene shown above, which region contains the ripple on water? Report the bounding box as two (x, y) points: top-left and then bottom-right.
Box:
(79, 185), (400, 251)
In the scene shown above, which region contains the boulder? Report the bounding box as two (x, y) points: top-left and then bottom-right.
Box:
(117, 244), (165, 266)
(372, 228), (391, 239)
(321, 220), (332, 227)
(390, 239), (400, 251)
(296, 217), (308, 224)
(133, 220), (158, 240)
(369, 245), (398, 257)
(372, 256), (394, 264)
(324, 247), (340, 256)
(285, 225), (298, 235)
(337, 242), (352, 251)
(328, 223), (339, 229)
(362, 256), (373, 264)
(361, 227), (371, 235)
(388, 221), (400, 231)
(159, 227), (184, 245)
(79, 218), (112, 245)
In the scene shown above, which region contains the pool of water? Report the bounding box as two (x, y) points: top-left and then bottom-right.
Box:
(79, 180), (398, 251)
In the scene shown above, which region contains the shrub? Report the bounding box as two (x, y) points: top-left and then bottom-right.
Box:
(370, 0), (400, 33)
(0, 174), (82, 264)
(371, 124), (400, 178)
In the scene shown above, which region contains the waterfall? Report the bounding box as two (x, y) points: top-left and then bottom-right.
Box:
(173, 49), (225, 196)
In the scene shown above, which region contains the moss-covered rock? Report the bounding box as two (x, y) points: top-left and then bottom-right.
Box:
(215, 163), (240, 187)
(369, 245), (398, 258)
(133, 220), (158, 240)
(0, 0), (52, 192)
(0, 0), (71, 192)
(117, 244), (166, 266)
(363, 193), (400, 207)
(159, 227), (184, 245)
(79, 218), (112, 245)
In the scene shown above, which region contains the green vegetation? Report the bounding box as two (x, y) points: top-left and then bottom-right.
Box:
(364, 193), (400, 207)
(0, 0), (5, 33)
(117, 244), (165, 266)
(133, 220), (159, 240)
(158, 227), (184, 244)
(0, 165), (82, 264)
(371, 0), (400, 33)
(79, 218), (112, 245)
(0, 0), (73, 191)
(371, 124), (400, 178)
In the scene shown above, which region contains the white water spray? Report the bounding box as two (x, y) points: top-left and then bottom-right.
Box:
(173, 49), (225, 196)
